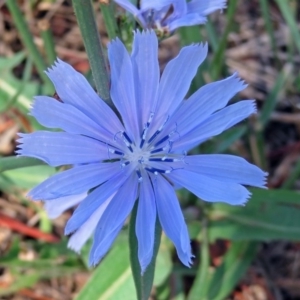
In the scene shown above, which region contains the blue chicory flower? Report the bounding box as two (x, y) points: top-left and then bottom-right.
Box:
(17, 30), (267, 272)
(113, 0), (227, 32)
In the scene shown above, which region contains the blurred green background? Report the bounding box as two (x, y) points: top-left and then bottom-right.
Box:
(1, 0), (300, 299)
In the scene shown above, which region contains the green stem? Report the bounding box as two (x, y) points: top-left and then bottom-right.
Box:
(39, 20), (57, 64)
(188, 216), (210, 300)
(129, 201), (162, 300)
(6, 1), (49, 84)
(72, 0), (113, 108)
(211, 0), (238, 79)
(0, 156), (45, 173)
(100, 2), (119, 40)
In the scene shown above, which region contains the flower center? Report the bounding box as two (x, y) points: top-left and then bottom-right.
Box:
(108, 113), (185, 181)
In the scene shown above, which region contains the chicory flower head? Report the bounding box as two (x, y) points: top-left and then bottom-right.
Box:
(114, 0), (227, 33)
(17, 30), (266, 272)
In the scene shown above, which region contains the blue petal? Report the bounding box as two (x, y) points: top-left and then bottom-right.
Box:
(153, 174), (193, 267)
(114, 0), (140, 16)
(165, 73), (247, 138)
(168, 13), (206, 31)
(65, 165), (134, 235)
(17, 131), (113, 166)
(154, 43), (208, 124)
(89, 173), (138, 266)
(114, 0), (147, 27)
(108, 38), (140, 140)
(131, 31), (159, 128)
(168, 169), (251, 205)
(140, 0), (173, 11)
(30, 96), (117, 143)
(184, 155), (267, 188)
(172, 100), (256, 152)
(187, 0), (227, 15)
(44, 193), (87, 219)
(68, 194), (113, 252)
(136, 171), (156, 273)
(45, 59), (123, 133)
(28, 162), (121, 200)
(172, 0), (187, 17)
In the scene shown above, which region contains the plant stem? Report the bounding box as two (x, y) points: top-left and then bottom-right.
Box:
(38, 20), (57, 64)
(72, 0), (113, 108)
(100, 2), (119, 40)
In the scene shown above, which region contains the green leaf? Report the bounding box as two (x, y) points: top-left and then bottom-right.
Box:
(274, 0), (300, 54)
(0, 55), (52, 112)
(75, 233), (136, 300)
(3, 165), (55, 189)
(0, 156), (46, 173)
(0, 51), (26, 70)
(188, 219), (210, 300)
(153, 235), (172, 287)
(209, 189), (300, 241)
(208, 242), (258, 300)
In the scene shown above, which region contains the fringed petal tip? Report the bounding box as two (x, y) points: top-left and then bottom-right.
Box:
(107, 36), (123, 47)
(88, 258), (98, 268)
(215, 0), (228, 11)
(181, 253), (194, 268)
(25, 192), (36, 202)
(44, 58), (69, 77)
(231, 72), (248, 90)
(251, 100), (258, 113)
(133, 28), (155, 36)
(64, 224), (74, 236)
(26, 191), (36, 201)
(221, 0), (228, 8)
(238, 190), (252, 207)
(263, 172), (269, 188)
(255, 171), (269, 190)
(67, 238), (82, 254)
(188, 42), (208, 52)
(88, 252), (103, 268)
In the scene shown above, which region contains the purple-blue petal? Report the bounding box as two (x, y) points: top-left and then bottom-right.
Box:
(154, 174), (193, 267)
(28, 162), (121, 200)
(108, 38), (140, 140)
(168, 169), (251, 205)
(136, 171), (156, 273)
(140, 0), (173, 11)
(187, 0), (227, 15)
(17, 131), (114, 166)
(30, 96), (117, 143)
(89, 173), (138, 266)
(172, 100), (256, 152)
(131, 31), (160, 128)
(68, 195), (113, 253)
(65, 165), (134, 235)
(45, 59), (122, 132)
(150, 43), (207, 138)
(168, 13), (207, 31)
(170, 0), (187, 18)
(44, 193), (87, 219)
(183, 155), (267, 188)
(164, 73), (247, 138)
